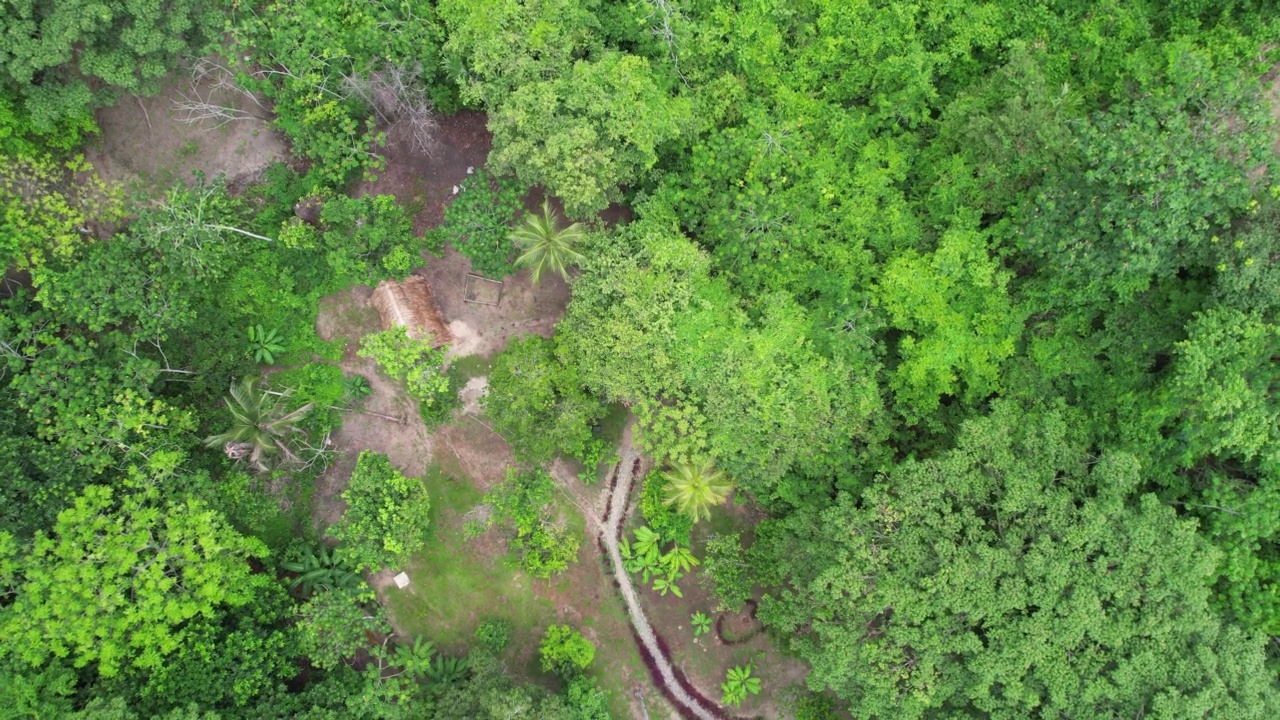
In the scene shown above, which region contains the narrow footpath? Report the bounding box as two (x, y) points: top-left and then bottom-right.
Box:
(601, 447), (722, 720)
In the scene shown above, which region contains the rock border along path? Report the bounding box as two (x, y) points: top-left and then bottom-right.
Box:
(601, 447), (723, 720)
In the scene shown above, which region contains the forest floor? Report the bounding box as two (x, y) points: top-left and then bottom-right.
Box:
(84, 71), (285, 191)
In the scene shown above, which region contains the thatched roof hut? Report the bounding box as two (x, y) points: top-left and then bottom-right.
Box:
(370, 275), (454, 348)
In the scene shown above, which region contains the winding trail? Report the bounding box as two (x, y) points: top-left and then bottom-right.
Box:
(601, 447), (722, 720)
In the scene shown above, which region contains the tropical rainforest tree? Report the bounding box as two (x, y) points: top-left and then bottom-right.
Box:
(203, 377), (313, 472)
(0, 0), (222, 129)
(512, 199), (587, 283)
(0, 485), (267, 678)
(755, 402), (1280, 717)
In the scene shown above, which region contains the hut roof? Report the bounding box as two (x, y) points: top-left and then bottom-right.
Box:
(370, 275), (454, 348)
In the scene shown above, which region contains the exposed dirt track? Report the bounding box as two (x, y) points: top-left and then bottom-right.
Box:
(601, 441), (724, 720)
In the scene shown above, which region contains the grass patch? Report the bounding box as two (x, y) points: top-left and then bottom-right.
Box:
(382, 465), (558, 654)
(449, 353), (493, 381)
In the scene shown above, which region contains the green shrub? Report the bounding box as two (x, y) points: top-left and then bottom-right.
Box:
(359, 327), (452, 414)
(482, 335), (607, 464)
(702, 533), (751, 613)
(474, 618), (512, 653)
(539, 625), (594, 677)
(428, 169), (527, 278)
(468, 468), (580, 579)
(329, 451), (431, 572)
(226, 2), (451, 185)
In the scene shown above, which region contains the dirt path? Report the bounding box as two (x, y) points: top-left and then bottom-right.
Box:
(602, 431), (724, 720)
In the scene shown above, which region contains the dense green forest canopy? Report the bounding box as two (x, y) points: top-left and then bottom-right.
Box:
(3, 0), (1280, 717)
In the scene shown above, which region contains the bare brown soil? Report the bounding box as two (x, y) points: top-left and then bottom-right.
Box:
(84, 70), (286, 190)
(311, 286), (435, 529)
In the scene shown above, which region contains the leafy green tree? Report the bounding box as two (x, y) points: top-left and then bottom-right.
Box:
(0, 387), (86, 537)
(1194, 471), (1280, 635)
(557, 206), (879, 500)
(876, 213), (1022, 422)
(661, 458), (731, 523)
(755, 401), (1280, 717)
(702, 532), (752, 613)
(204, 377), (313, 473)
(489, 52), (689, 217)
(475, 619), (512, 653)
(226, 1), (447, 184)
(129, 575), (298, 712)
(0, 0), (222, 128)
(358, 327), (451, 411)
(538, 625), (594, 677)
(482, 334), (606, 465)
(1, 485), (267, 678)
(0, 655), (77, 720)
(295, 585), (390, 671)
(0, 154), (121, 278)
(329, 451), (431, 573)
(1016, 45), (1273, 303)
(428, 168), (527, 278)
(511, 199), (587, 283)
(437, 0), (602, 109)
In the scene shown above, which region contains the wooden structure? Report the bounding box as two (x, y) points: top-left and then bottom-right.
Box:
(370, 275), (454, 347)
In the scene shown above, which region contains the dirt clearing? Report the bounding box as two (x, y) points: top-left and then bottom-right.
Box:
(85, 66), (285, 190)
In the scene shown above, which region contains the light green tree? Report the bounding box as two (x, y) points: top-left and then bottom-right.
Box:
(329, 451), (431, 572)
(538, 625), (594, 677)
(489, 53), (689, 217)
(295, 584), (389, 671)
(1, 485), (267, 677)
(358, 327), (450, 408)
(511, 199), (587, 283)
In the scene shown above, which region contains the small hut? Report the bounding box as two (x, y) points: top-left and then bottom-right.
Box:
(370, 275), (454, 348)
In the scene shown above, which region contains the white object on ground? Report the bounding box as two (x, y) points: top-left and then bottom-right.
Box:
(393, 572), (411, 589)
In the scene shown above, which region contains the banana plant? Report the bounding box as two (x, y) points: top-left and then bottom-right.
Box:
(341, 373), (372, 405)
(621, 531), (663, 582)
(247, 324), (286, 364)
(691, 611), (712, 637)
(652, 569), (684, 597)
(392, 636), (436, 677)
(721, 663), (761, 707)
(632, 526), (662, 563)
(425, 654), (471, 685)
(661, 544), (700, 575)
(282, 545), (362, 597)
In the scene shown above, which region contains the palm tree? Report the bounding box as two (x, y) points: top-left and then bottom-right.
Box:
(662, 458), (733, 523)
(203, 376), (312, 472)
(510, 199), (586, 283)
